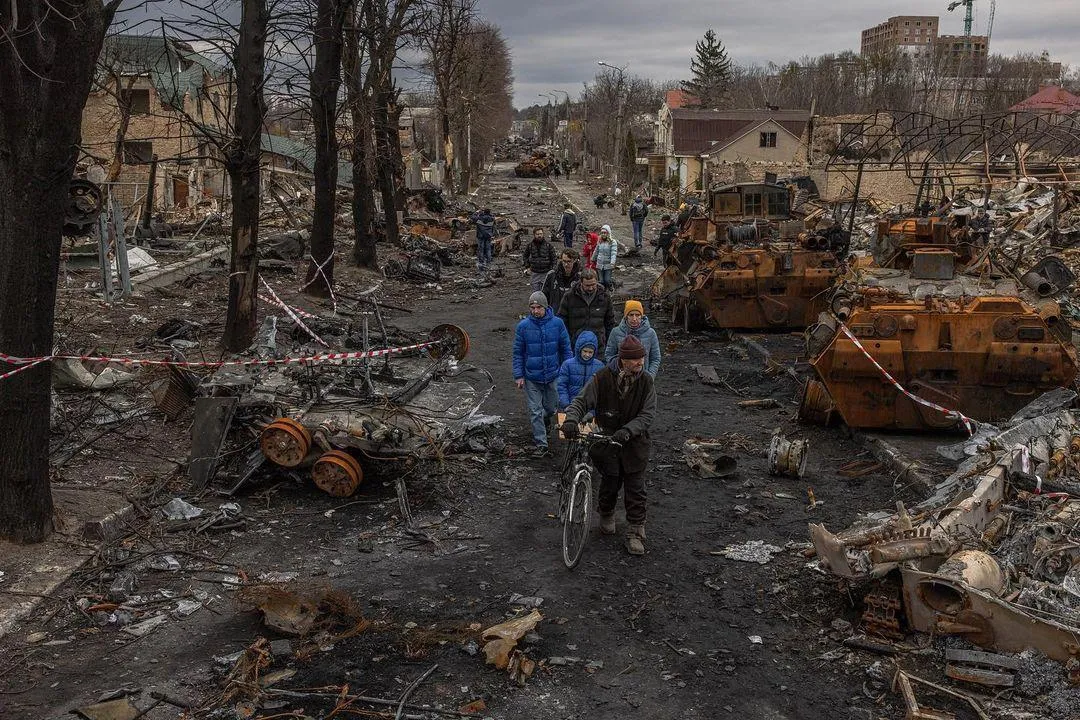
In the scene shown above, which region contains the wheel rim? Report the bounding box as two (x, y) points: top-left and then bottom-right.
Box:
(562, 469), (592, 569)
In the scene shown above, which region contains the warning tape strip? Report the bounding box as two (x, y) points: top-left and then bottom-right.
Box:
(0, 340), (441, 377)
(257, 293), (318, 320)
(838, 322), (975, 436)
(259, 277), (329, 347)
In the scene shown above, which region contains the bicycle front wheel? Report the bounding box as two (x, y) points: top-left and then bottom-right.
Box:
(562, 468), (593, 569)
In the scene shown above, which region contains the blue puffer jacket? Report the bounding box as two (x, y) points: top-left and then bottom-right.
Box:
(556, 331), (604, 408)
(605, 315), (662, 376)
(513, 308), (572, 383)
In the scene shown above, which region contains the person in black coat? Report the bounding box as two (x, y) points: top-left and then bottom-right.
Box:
(523, 228), (557, 293)
(557, 269), (615, 355)
(557, 203), (577, 248)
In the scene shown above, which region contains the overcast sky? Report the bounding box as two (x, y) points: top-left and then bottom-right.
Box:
(477, 0), (1079, 108)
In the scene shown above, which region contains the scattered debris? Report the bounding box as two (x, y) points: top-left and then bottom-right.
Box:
(714, 540), (783, 564)
(481, 609), (542, 685)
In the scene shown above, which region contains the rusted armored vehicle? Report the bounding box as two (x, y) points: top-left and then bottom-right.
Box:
(652, 182), (850, 330)
(514, 151), (555, 178)
(800, 253), (1077, 431)
(871, 211), (986, 270)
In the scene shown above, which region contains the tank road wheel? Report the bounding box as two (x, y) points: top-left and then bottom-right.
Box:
(428, 323), (470, 361)
(260, 418), (312, 468)
(311, 450), (363, 497)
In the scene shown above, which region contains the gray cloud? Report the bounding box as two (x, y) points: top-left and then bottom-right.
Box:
(477, 0), (1079, 107)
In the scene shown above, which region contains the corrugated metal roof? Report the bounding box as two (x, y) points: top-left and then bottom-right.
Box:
(671, 109), (810, 155)
(261, 134), (353, 187)
(100, 34), (226, 108)
(1009, 85), (1080, 113)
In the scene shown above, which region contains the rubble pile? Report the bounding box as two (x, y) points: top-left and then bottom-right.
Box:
(809, 391), (1080, 718)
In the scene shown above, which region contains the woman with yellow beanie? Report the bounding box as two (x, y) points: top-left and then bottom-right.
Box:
(604, 299), (661, 376)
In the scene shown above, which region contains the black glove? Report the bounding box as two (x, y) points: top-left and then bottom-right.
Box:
(613, 428), (631, 444)
(561, 420), (579, 439)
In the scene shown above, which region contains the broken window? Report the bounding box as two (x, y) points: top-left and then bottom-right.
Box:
(744, 192), (763, 216)
(713, 192), (740, 216)
(767, 191), (788, 216)
(759, 132), (777, 148)
(122, 141), (153, 164)
(120, 88), (151, 115)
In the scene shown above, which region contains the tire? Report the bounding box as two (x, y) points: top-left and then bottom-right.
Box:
(562, 468), (593, 569)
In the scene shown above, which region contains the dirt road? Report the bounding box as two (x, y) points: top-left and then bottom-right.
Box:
(0, 166), (923, 720)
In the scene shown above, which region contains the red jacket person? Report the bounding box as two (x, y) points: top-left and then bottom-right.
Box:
(561, 335), (656, 555)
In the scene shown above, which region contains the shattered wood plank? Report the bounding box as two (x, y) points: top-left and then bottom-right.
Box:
(945, 664), (1014, 688)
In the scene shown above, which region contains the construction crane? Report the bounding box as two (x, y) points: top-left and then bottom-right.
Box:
(947, 0), (995, 39)
(946, 0), (975, 36)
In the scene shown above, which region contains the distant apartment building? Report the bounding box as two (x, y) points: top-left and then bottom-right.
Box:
(860, 16), (939, 57)
(936, 34), (990, 64)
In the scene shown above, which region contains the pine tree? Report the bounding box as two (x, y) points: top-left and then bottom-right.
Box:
(682, 30), (732, 108)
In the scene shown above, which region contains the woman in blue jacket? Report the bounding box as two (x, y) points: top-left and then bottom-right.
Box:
(605, 299), (661, 376)
(557, 330), (604, 409)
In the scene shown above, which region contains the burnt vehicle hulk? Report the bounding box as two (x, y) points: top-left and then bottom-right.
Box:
(800, 253), (1078, 431)
(651, 182), (849, 330)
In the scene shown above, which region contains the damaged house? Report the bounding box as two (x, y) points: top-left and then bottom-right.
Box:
(651, 89), (811, 191)
(80, 34), (233, 210)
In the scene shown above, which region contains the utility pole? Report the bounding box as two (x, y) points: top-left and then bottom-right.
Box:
(598, 60), (628, 197)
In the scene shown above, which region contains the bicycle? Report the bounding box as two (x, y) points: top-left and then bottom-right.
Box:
(557, 429), (620, 569)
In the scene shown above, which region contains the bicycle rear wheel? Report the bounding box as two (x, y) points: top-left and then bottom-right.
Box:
(561, 468), (593, 569)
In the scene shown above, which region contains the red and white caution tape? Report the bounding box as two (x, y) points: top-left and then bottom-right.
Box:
(0, 358), (50, 382)
(259, 277), (329, 348)
(258, 292), (318, 321)
(838, 322), (975, 435)
(0, 340), (443, 380)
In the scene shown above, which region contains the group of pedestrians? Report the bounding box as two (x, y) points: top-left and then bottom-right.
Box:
(477, 192), (664, 557)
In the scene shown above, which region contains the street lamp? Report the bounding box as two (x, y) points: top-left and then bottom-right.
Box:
(597, 61), (629, 196)
(538, 92), (557, 144)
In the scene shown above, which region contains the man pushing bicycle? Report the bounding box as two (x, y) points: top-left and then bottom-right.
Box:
(561, 335), (656, 556)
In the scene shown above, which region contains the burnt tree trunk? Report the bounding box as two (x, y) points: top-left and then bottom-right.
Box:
(222, 0), (268, 352)
(373, 84), (400, 247)
(0, 0), (118, 543)
(344, 18), (378, 269)
(386, 96), (407, 212)
(306, 0), (349, 297)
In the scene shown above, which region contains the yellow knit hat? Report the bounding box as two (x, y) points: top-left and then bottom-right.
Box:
(623, 299), (644, 317)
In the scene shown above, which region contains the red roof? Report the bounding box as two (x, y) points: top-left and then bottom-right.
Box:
(1009, 85), (1080, 113)
(665, 89), (697, 110)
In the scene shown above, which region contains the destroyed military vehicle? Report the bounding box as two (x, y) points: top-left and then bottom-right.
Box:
(650, 181), (850, 331)
(800, 242), (1078, 431)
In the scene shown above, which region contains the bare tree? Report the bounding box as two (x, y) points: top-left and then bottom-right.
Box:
(304, 0), (350, 297)
(223, 0), (269, 350)
(421, 0), (475, 193)
(0, 0), (121, 543)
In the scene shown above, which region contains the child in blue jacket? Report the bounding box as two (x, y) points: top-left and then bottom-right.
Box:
(557, 330), (604, 409)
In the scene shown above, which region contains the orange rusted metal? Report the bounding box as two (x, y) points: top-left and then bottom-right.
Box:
(808, 293), (1077, 430)
(873, 214), (983, 269)
(656, 182), (849, 331)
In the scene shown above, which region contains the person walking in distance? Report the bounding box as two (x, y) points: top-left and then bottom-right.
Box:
(542, 249), (580, 314)
(561, 335), (656, 555)
(628, 195), (649, 249)
(581, 230), (599, 270)
(513, 291), (572, 457)
(591, 225), (618, 290)
(558, 268), (615, 356)
(472, 207), (496, 271)
(653, 214), (677, 263)
(523, 227), (557, 293)
(605, 300), (661, 376)
(557, 202), (577, 249)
